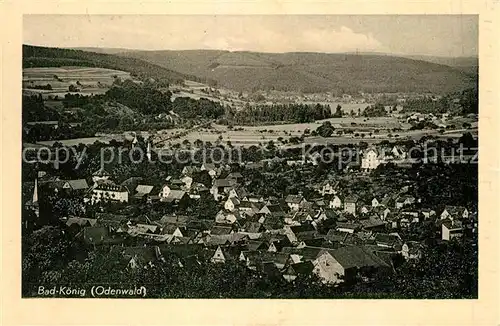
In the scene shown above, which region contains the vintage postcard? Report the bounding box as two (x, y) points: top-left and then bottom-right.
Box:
(1, 1), (499, 325)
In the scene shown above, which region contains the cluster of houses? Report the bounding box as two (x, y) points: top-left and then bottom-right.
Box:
(24, 155), (476, 285)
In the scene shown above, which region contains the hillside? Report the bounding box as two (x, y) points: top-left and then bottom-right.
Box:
(400, 55), (478, 76)
(23, 45), (214, 85)
(117, 50), (477, 94)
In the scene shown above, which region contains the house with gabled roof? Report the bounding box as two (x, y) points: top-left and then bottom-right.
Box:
(182, 165), (200, 176)
(329, 195), (343, 210)
(321, 181), (339, 196)
(211, 178), (237, 200)
(359, 217), (386, 232)
(62, 179), (89, 192)
(421, 208), (436, 219)
(259, 204), (286, 217)
(441, 219), (464, 241)
(228, 186), (248, 200)
(361, 147), (382, 171)
(84, 226), (124, 246)
(282, 261), (315, 282)
(391, 145), (407, 160)
(134, 184), (155, 200)
(160, 224), (185, 238)
(227, 172), (244, 183)
(240, 221), (264, 234)
(336, 222), (362, 234)
(160, 189), (189, 205)
(66, 217), (97, 228)
(201, 163), (218, 177)
(374, 233), (402, 250)
(312, 246), (391, 284)
(401, 241), (423, 260)
(262, 215), (284, 231)
(440, 206), (469, 221)
(343, 195), (358, 216)
(159, 215), (191, 226)
(91, 179), (129, 204)
(285, 194), (306, 211)
(224, 197), (240, 211)
(380, 196), (394, 208)
(210, 246), (234, 263)
(92, 168), (111, 183)
(112, 246), (161, 269)
(215, 209), (240, 225)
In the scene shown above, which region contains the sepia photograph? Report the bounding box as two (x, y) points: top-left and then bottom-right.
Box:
(20, 14), (479, 299)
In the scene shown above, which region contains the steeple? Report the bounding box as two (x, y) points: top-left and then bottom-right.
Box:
(32, 178), (39, 205)
(132, 132), (138, 148)
(146, 142), (152, 161)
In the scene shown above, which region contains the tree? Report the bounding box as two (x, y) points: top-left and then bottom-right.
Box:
(316, 121), (335, 138)
(333, 104), (343, 118)
(194, 139), (204, 148)
(68, 84), (79, 92)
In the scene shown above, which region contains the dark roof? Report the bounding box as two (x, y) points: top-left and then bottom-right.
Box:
(303, 238), (327, 247)
(94, 180), (128, 192)
(263, 204), (285, 214)
(83, 226), (109, 245)
(65, 179), (89, 190)
(202, 163), (216, 170)
(344, 195), (359, 203)
(213, 178), (236, 188)
(182, 166), (201, 175)
(285, 194), (304, 204)
(163, 190), (187, 201)
(210, 225), (233, 235)
(242, 221), (263, 233)
(326, 246), (390, 270)
(290, 224), (316, 234)
(96, 213), (130, 222)
(228, 172), (243, 179)
(374, 233), (402, 247)
(281, 246), (323, 261)
(246, 240), (267, 251)
(359, 218), (386, 229)
(135, 185), (154, 194)
(160, 215), (191, 226)
(289, 261), (315, 275)
(120, 177), (143, 190)
(325, 229), (350, 243)
(113, 246), (159, 265)
(443, 206), (467, 216)
(336, 222), (362, 231)
(380, 197), (394, 206)
(158, 244), (206, 260)
(66, 217), (97, 227)
(262, 262), (282, 279)
(92, 168), (111, 176)
(186, 219), (214, 231)
(262, 215), (284, 231)
(161, 224), (183, 235)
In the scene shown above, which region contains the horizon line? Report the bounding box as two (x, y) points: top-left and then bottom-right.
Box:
(23, 43), (479, 59)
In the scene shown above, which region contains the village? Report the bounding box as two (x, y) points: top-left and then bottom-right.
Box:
(23, 134), (478, 288)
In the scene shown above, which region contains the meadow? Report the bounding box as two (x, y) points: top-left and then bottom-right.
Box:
(23, 67), (131, 99)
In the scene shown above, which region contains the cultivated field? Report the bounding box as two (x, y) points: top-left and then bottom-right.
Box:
(148, 115), (477, 148)
(23, 67), (132, 99)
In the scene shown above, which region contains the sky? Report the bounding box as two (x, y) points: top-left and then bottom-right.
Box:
(24, 15), (478, 57)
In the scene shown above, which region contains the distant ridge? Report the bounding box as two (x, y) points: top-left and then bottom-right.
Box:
(24, 45), (477, 94)
(115, 49), (477, 94)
